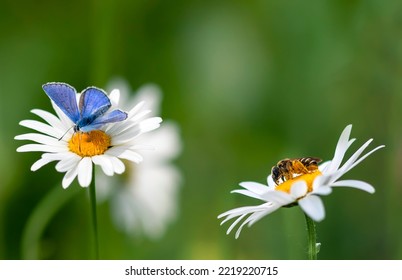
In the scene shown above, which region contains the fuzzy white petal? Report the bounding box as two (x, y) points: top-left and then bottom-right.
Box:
(312, 185), (333, 196)
(137, 121), (181, 161)
(239, 181), (270, 195)
(19, 120), (62, 138)
(92, 155), (114, 176)
(324, 124), (355, 174)
(15, 133), (60, 146)
(127, 101), (145, 118)
(109, 89), (120, 105)
(261, 190), (294, 205)
(299, 195), (325, 222)
(231, 189), (266, 201)
(330, 180), (375, 193)
(129, 108), (150, 122)
(62, 165), (79, 189)
(111, 127), (142, 145)
(31, 109), (66, 131)
(335, 139), (374, 176)
(17, 144), (67, 153)
(115, 149), (143, 163)
(267, 174), (276, 188)
(55, 154), (81, 172)
(77, 157), (92, 187)
(139, 117), (162, 133)
(344, 145), (385, 174)
(218, 203), (272, 221)
(290, 181), (308, 199)
(31, 156), (57, 171)
(110, 156), (125, 174)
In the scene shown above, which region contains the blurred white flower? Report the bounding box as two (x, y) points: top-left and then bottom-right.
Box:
(15, 83), (162, 188)
(97, 78), (182, 239)
(218, 125), (384, 238)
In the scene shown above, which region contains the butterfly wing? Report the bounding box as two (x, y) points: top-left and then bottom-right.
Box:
(76, 87), (111, 130)
(80, 109), (128, 132)
(42, 82), (80, 123)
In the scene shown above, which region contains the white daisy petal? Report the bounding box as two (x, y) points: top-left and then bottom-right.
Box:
(299, 195), (325, 222)
(129, 108), (150, 122)
(139, 117), (163, 133)
(318, 161), (331, 173)
(110, 156), (125, 174)
(19, 120), (62, 138)
(312, 185), (332, 196)
(231, 189), (266, 200)
(31, 109), (65, 131)
(261, 190), (294, 205)
(55, 154), (81, 172)
(219, 206), (274, 239)
(239, 181), (270, 195)
(290, 181), (308, 198)
(92, 155), (114, 176)
(226, 214), (247, 236)
(15, 133), (60, 146)
(115, 149), (143, 163)
(330, 180), (375, 193)
(111, 127), (142, 145)
(324, 124), (355, 174)
(267, 174), (276, 188)
(345, 145), (385, 173)
(247, 204), (282, 227)
(77, 157), (93, 187)
(235, 215), (254, 239)
(106, 146), (146, 162)
(42, 152), (72, 161)
(336, 139), (374, 175)
(51, 101), (74, 128)
(31, 156), (57, 171)
(218, 203), (272, 222)
(109, 89), (120, 105)
(17, 144), (67, 153)
(127, 101), (145, 118)
(106, 119), (138, 137)
(62, 165), (79, 189)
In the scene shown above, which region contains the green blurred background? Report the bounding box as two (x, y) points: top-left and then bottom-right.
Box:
(0, 0), (401, 259)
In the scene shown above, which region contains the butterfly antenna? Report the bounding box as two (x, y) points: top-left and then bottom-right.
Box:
(58, 126), (74, 141)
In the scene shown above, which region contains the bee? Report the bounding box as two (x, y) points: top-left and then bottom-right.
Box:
(271, 157), (322, 185)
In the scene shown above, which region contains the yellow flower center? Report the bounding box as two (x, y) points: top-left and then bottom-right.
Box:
(68, 130), (111, 157)
(275, 170), (322, 194)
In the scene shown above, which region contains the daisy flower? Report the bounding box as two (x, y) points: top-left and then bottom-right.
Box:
(218, 125), (384, 239)
(15, 83), (162, 189)
(96, 79), (182, 239)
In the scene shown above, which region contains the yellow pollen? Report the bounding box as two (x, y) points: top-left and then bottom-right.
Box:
(275, 170), (322, 194)
(68, 130), (111, 157)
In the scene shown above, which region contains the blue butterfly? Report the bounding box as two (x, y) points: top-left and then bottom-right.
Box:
(42, 82), (128, 133)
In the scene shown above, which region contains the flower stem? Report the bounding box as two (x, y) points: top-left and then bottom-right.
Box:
(304, 213), (318, 260)
(89, 166), (100, 259)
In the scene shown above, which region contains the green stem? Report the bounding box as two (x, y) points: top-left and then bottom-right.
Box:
(21, 185), (80, 259)
(89, 166), (100, 259)
(304, 213), (318, 260)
